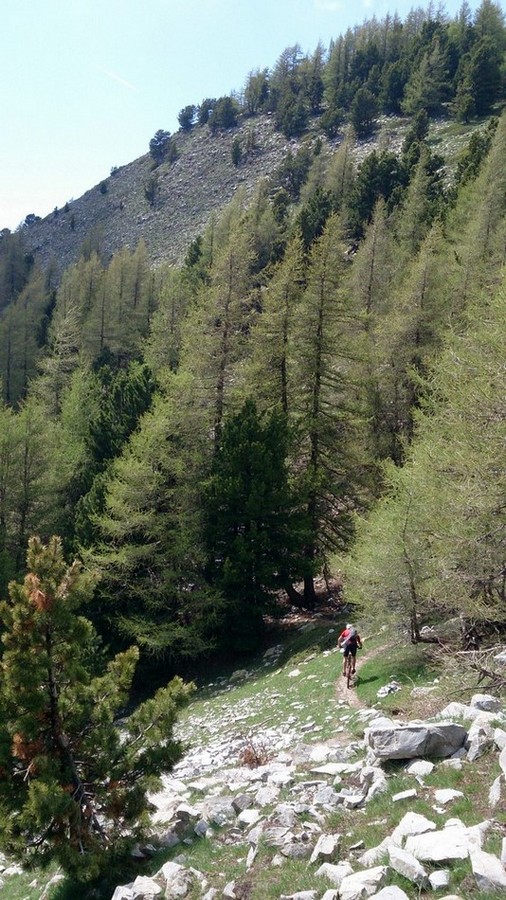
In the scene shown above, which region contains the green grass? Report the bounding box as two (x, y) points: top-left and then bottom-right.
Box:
(0, 864), (62, 900)
(353, 639), (441, 720)
(177, 620), (348, 749)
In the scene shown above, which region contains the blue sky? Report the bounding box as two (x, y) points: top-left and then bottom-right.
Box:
(1, 0), (482, 231)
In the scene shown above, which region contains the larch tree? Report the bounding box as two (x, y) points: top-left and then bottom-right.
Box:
(344, 280), (506, 639)
(245, 234), (305, 414)
(204, 400), (310, 651)
(288, 214), (372, 605)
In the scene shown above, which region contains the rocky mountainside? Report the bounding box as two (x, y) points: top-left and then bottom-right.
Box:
(22, 111), (452, 279)
(2, 622), (506, 898)
(22, 117), (302, 276)
(21, 112), (479, 282)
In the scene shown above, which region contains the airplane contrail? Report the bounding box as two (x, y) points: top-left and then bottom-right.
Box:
(96, 65), (139, 92)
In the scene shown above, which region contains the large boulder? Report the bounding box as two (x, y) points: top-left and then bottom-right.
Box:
(365, 723), (467, 760)
(404, 822), (488, 862)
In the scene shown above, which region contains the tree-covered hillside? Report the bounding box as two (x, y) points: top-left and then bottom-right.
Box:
(0, 0), (504, 682)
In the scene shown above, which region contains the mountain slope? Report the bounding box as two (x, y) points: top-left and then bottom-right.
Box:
(22, 117), (298, 275)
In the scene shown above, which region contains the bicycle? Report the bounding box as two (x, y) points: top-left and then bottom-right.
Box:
(344, 652), (356, 688)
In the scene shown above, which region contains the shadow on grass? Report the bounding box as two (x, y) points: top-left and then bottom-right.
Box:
(356, 674), (380, 686)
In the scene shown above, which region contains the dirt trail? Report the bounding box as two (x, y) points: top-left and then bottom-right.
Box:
(334, 640), (382, 709)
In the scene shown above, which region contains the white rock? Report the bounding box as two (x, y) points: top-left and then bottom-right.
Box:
(489, 774), (502, 807)
(237, 808), (261, 827)
(131, 876), (163, 898)
(405, 823), (486, 862)
(502, 837), (506, 866)
(388, 845), (429, 886)
(494, 728), (506, 750)
(470, 848), (506, 891)
(339, 865), (389, 900)
(499, 744), (506, 776)
(315, 861), (354, 887)
(111, 887), (134, 900)
(366, 722), (467, 760)
(309, 745), (331, 763)
(392, 788), (417, 802)
(159, 861), (194, 899)
(391, 812), (437, 846)
(429, 869), (450, 889)
(434, 789), (464, 804)
(2, 864), (23, 876)
(439, 758), (463, 770)
(309, 833), (341, 864)
(471, 693), (501, 712)
(369, 889), (410, 900)
(279, 893), (318, 900)
(358, 838), (392, 866)
(202, 889), (219, 900)
(255, 784), (280, 806)
(405, 759), (434, 777)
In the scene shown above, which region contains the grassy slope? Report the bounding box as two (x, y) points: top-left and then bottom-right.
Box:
(7, 614), (504, 900)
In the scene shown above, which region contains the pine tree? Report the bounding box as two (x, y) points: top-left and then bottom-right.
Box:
(345, 281), (506, 637)
(204, 400), (310, 650)
(0, 536), (193, 880)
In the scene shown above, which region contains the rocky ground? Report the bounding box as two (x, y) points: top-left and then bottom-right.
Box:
(108, 636), (506, 900)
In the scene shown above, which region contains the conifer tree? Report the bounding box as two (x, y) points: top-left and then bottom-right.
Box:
(86, 392), (223, 664)
(245, 235), (305, 414)
(204, 400), (310, 650)
(0, 536), (193, 880)
(345, 282), (506, 637)
(288, 215), (371, 604)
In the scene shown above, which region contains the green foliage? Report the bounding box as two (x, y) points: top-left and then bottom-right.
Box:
(144, 173), (158, 206)
(0, 536), (194, 881)
(345, 280), (506, 635)
(288, 215), (373, 602)
(177, 104), (197, 131)
(347, 150), (407, 237)
(231, 137), (242, 167)
(274, 144), (313, 199)
(296, 186), (333, 248)
(86, 390), (224, 664)
(204, 400), (310, 651)
(209, 96), (239, 131)
(454, 117), (498, 184)
(243, 68), (269, 115)
(350, 86), (378, 138)
(148, 129), (172, 165)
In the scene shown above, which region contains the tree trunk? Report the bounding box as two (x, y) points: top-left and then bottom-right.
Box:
(284, 582), (305, 607)
(303, 574), (317, 608)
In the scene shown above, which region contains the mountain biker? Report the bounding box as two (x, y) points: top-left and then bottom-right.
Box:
(338, 623), (362, 677)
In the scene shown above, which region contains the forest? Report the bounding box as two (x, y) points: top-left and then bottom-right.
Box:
(0, 1), (504, 677)
(0, 0), (504, 881)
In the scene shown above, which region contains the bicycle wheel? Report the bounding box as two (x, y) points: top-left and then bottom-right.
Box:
(346, 660), (353, 688)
